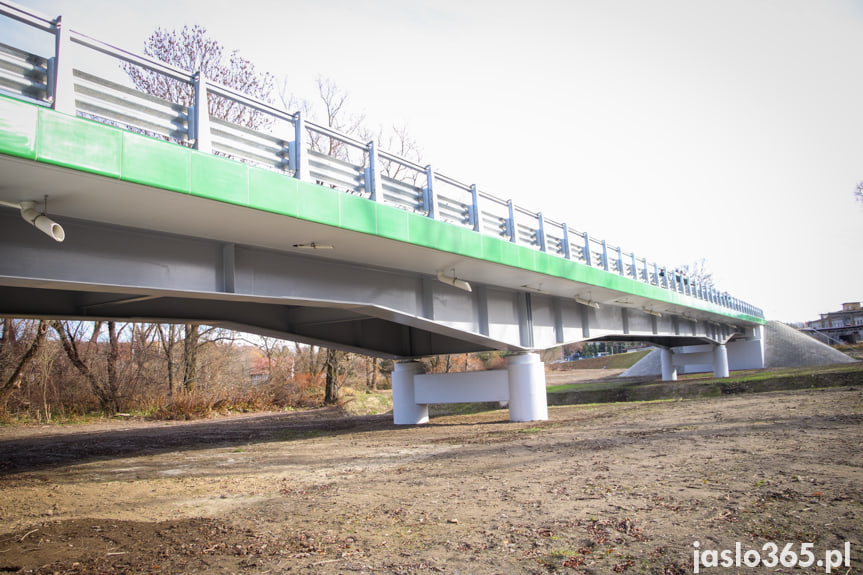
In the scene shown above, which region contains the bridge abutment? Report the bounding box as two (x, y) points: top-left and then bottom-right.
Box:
(659, 327), (765, 381)
(391, 353), (549, 425)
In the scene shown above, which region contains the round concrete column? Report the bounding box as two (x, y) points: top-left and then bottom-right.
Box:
(392, 360), (428, 425)
(713, 343), (730, 378)
(660, 348), (677, 381)
(507, 353), (548, 422)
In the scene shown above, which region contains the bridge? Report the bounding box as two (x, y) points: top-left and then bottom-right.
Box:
(0, 2), (765, 424)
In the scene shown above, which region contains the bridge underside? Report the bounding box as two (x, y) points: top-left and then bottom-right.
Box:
(0, 280), (503, 358)
(0, 206), (759, 359)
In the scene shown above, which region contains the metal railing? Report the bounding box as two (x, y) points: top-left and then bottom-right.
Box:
(0, 1), (764, 319)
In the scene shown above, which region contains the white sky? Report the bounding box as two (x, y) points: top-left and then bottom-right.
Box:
(7, 0), (863, 323)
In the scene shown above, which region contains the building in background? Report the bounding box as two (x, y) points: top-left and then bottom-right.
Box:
(802, 302), (863, 344)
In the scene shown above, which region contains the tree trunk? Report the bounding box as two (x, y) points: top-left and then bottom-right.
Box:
(182, 323), (200, 392)
(51, 320), (120, 415)
(0, 320), (48, 405)
(324, 348), (341, 405)
(0, 318), (17, 355)
(157, 324), (177, 399)
(366, 357), (378, 391)
(104, 321), (121, 414)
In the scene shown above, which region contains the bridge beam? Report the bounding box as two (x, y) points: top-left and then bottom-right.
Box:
(391, 353), (548, 425)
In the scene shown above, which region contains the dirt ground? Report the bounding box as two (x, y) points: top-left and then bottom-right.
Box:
(1, 385), (861, 574)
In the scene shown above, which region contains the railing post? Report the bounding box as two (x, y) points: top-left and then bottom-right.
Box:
(561, 224), (572, 259)
(583, 233), (592, 266)
(601, 240), (610, 271)
(617, 246), (624, 276)
(423, 165), (439, 219)
(365, 140), (381, 201)
(631, 253), (638, 280)
(506, 199), (516, 242)
(290, 111), (309, 181)
(470, 184), (481, 232)
(537, 212), (547, 252)
(191, 72), (212, 153)
(49, 15), (75, 115)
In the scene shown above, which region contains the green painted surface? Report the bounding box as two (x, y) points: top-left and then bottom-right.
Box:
(536, 251), (566, 279)
(518, 245), (537, 272)
(406, 212), (438, 248)
(0, 95), (764, 325)
(499, 241), (521, 268)
(122, 131), (190, 193)
(375, 204), (410, 241)
(481, 235), (504, 264)
(249, 168), (298, 216)
(297, 180), (340, 226)
(190, 151), (249, 205)
(36, 109), (122, 177)
(339, 193), (377, 234)
(0, 97), (37, 159)
(437, 224), (484, 259)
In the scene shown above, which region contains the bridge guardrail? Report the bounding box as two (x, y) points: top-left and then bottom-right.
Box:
(0, 1), (764, 320)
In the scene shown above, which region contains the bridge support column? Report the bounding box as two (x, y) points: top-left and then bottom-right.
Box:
(507, 353), (548, 422)
(713, 343), (730, 378)
(660, 348), (677, 381)
(392, 361), (428, 425)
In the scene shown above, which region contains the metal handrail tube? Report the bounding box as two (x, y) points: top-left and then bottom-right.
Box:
(432, 171), (472, 192)
(304, 119), (368, 151)
(0, 1), (54, 32)
(70, 31), (193, 85)
(513, 204), (540, 218)
(377, 149), (425, 172)
(475, 189), (507, 207)
(205, 81), (297, 125)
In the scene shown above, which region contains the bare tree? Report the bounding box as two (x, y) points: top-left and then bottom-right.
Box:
(124, 25), (275, 132)
(125, 27), (276, 397)
(182, 323), (201, 392)
(50, 321), (123, 414)
(679, 258), (714, 289)
(0, 320), (49, 405)
(155, 324), (180, 399)
(365, 356), (379, 390)
(363, 122), (423, 182)
(310, 77), (366, 159)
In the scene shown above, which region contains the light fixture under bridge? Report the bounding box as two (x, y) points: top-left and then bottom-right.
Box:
(436, 270), (472, 293)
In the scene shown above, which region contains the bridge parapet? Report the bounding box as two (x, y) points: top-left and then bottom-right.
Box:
(0, 1), (763, 321)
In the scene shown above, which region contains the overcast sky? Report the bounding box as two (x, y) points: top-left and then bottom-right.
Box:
(7, 0), (863, 322)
